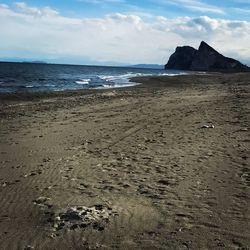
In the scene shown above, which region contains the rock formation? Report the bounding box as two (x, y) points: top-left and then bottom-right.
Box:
(165, 41), (250, 72)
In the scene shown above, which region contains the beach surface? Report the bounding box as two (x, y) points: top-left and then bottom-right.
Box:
(0, 73), (249, 250)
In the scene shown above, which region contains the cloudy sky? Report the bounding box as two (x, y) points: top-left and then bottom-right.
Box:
(0, 0), (250, 65)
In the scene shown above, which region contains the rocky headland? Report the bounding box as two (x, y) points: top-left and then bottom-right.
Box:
(165, 41), (250, 72)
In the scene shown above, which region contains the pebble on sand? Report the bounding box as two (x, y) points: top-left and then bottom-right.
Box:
(200, 124), (215, 129)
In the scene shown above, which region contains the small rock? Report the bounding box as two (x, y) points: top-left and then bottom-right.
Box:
(33, 196), (50, 205)
(55, 216), (61, 221)
(23, 245), (34, 250)
(200, 124), (214, 129)
(94, 204), (104, 210)
(240, 128), (248, 131)
(49, 233), (56, 238)
(43, 158), (50, 162)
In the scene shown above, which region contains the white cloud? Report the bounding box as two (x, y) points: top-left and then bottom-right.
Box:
(0, 3), (250, 64)
(0, 3), (8, 8)
(156, 0), (225, 15)
(15, 2), (59, 17)
(233, 7), (250, 14)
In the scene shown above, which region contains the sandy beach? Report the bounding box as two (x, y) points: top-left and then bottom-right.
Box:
(0, 73), (249, 250)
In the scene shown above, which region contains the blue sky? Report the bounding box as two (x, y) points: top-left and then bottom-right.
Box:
(0, 0), (250, 65)
(1, 0), (250, 20)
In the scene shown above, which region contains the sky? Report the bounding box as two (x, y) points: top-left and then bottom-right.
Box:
(0, 0), (250, 66)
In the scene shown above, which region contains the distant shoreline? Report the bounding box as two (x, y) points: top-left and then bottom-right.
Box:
(0, 60), (164, 70)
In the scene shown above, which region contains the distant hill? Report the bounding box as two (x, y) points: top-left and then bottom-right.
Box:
(0, 57), (48, 64)
(165, 41), (250, 72)
(130, 64), (164, 69)
(23, 61), (47, 64)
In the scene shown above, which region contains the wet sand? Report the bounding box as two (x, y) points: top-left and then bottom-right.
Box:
(0, 73), (249, 250)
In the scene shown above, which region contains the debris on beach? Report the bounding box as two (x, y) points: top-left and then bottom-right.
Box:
(240, 128), (248, 132)
(22, 245), (34, 250)
(200, 124), (215, 129)
(2, 182), (8, 187)
(33, 196), (51, 205)
(47, 205), (117, 232)
(33, 196), (52, 209)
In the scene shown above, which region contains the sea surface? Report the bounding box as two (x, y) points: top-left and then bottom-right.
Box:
(0, 62), (186, 93)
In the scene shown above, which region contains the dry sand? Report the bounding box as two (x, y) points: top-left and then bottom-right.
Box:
(0, 73), (249, 250)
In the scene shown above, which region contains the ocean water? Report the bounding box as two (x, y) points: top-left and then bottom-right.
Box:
(0, 62), (186, 93)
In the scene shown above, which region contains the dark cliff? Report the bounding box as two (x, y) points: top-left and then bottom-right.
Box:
(165, 46), (196, 70)
(165, 41), (250, 72)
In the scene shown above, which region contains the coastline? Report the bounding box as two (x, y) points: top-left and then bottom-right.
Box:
(0, 71), (248, 102)
(0, 73), (249, 249)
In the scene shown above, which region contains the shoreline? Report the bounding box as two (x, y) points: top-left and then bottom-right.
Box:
(0, 71), (248, 102)
(0, 72), (231, 102)
(0, 73), (249, 249)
